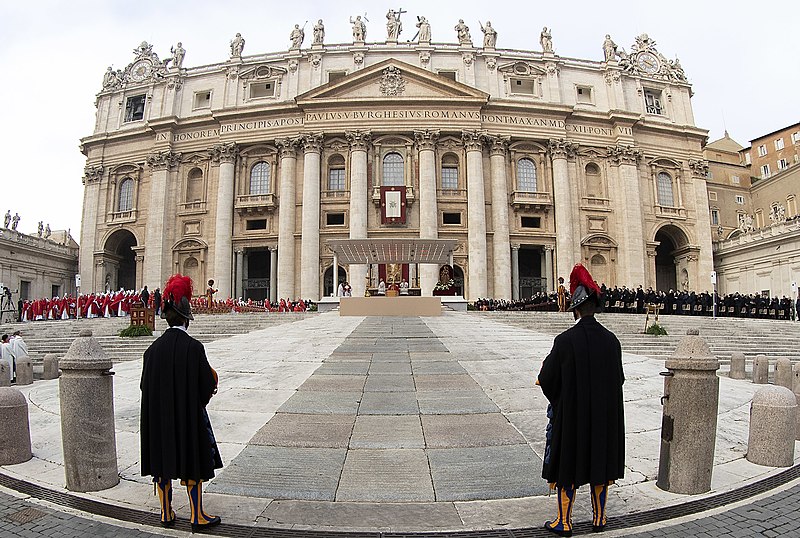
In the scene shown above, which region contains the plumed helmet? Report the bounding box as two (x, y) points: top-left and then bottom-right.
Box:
(568, 263), (602, 311)
(162, 274), (194, 320)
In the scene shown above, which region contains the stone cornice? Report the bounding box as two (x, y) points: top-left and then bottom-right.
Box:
(413, 130), (440, 152)
(210, 142), (239, 163)
(345, 130), (372, 151)
(146, 150), (182, 171)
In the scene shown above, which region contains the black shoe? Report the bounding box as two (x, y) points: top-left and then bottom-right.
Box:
(543, 522), (572, 537)
(191, 515), (221, 532)
(592, 524), (606, 533)
(160, 510), (176, 528)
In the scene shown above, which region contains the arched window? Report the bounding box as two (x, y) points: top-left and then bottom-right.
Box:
(328, 154), (346, 191)
(382, 152), (404, 186)
(517, 158), (537, 192)
(441, 153), (459, 190)
(118, 178), (134, 211)
(250, 161), (271, 195)
(656, 172), (674, 207)
(186, 167), (204, 202)
(585, 163), (603, 197)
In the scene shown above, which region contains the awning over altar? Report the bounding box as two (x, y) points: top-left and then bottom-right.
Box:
(327, 238), (456, 265)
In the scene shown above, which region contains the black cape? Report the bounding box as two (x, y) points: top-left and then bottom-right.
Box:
(538, 315), (625, 487)
(140, 327), (223, 481)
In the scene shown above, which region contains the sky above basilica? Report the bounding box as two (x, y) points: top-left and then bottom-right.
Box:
(0, 0), (795, 238)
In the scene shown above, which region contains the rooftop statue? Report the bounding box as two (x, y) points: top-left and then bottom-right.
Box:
(540, 27), (553, 53)
(290, 23), (305, 49)
(454, 19), (472, 45)
(603, 34), (617, 62)
(230, 33), (245, 58)
(479, 20), (496, 48)
(350, 14), (367, 42)
(386, 8), (405, 41)
(170, 42), (185, 69)
(415, 16), (431, 43)
(313, 19), (325, 45)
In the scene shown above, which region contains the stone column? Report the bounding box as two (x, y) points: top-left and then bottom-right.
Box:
(234, 250), (244, 299)
(300, 134), (323, 301)
(549, 139), (577, 280)
(80, 166), (103, 292)
(269, 247), (278, 303)
(488, 136), (512, 300)
(544, 245), (554, 293)
(415, 130), (439, 296)
(346, 130), (372, 297)
(211, 143), (238, 299)
(608, 145), (645, 287)
(690, 159), (715, 286)
(277, 138), (299, 300)
(144, 151), (180, 289)
(511, 244), (520, 301)
(463, 131), (488, 300)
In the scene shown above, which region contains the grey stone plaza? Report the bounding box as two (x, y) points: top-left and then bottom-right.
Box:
(0, 311), (799, 535)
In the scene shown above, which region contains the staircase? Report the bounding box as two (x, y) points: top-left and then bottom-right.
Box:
(0, 312), (316, 364)
(476, 311), (800, 363)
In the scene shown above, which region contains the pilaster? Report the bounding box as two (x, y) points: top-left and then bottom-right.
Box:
(144, 150), (181, 289)
(463, 130), (488, 299)
(549, 138), (577, 280)
(301, 133), (323, 300)
(415, 130), (440, 295)
(211, 142), (238, 299)
(488, 135), (512, 300)
(277, 137), (300, 299)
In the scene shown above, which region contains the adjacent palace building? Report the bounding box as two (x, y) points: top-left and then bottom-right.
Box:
(79, 21), (713, 301)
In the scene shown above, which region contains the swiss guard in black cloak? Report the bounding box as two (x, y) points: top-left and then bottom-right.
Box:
(140, 274), (223, 530)
(538, 264), (625, 536)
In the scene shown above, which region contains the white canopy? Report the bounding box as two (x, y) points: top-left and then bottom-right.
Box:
(327, 238), (456, 264)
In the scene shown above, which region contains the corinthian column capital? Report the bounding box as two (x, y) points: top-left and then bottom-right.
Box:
(276, 137), (301, 159)
(345, 130), (372, 151)
(147, 150), (182, 171)
(210, 142), (239, 164)
(548, 138), (577, 159)
(487, 134), (511, 156)
(606, 144), (642, 166)
(462, 130), (487, 152)
(302, 132), (324, 153)
(413, 130), (440, 152)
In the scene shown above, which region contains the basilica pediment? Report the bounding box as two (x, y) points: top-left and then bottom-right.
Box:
(296, 59), (488, 106)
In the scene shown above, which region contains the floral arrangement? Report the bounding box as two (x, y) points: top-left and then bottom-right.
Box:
(434, 279), (455, 291)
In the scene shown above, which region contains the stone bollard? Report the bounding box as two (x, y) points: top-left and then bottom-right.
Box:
(775, 358), (793, 390)
(59, 329), (119, 492)
(747, 385), (796, 467)
(0, 388), (33, 465)
(753, 355), (769, 384)
(0, 362), (10, 387)
(43, 354), (60, 380)
(793, 363), (800, 441)
(15, 355), (33, 386)
(657, 331), (720, 494)
(729, 351), (747, 380)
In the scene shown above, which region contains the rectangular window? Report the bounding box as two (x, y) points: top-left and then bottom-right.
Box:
(246, 219), (267, 230)
(656, 173), (674, 206)
(792, 132), (800, 144)
(124, 94), (146, 122)
(576, 86), (592, 104)
(708, 191), (717, 201)
(193, 90), (211, 109)
(744, 152), (751, 165)
(757, 144), (767, 157)
(775, 138), (785, 151)
(441, 166), (458, 189)
(326, 213), (345, 226)
(735, 195), (745, 205)
(760, 164), (771, 178)
(778, 158), (789, 170)
(437, 70), (457, 81)
(20, 280), (30, 301)
(730, 175), (740, 184)
(511, 78), (536, 95)
(327, 71), (347, 83)
(249, 80), (276, 99)
(442, 212), (461, 225)
(710, 209), (719, 225)
(644, 89), (663, 115)
(51, 285), (61, 298)
(328, 168), (345, 191)
(521, 216), (541, 228)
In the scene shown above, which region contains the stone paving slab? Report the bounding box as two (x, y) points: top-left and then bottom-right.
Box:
(335, 449), (435, 501)
(421, 413), (528, 447)
(370, 352), (411, 362)
(411, 360), (467, 374)
(349, 415), (425, 449)
(359, 391), (420, 415)
(297, 374), (367, 392)
(428, 445), (550, 501)
(313, 362), (371, 375)
(368, 361), (413, 374)
(207, 446), (346, 500)
(409, 352), (456, 361)
(249, 413), (356, 448)
(277, 391), (362, 414)
(414, 373), (482, 391)
(417, 390), (501, 414)
(364, 374), (416, 392)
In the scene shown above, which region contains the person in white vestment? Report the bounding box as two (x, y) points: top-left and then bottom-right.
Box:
(377, 280), (386, 296)
(1, 334), (16, 382)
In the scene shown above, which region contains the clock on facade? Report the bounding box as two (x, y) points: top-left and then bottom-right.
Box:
(130, 59), (152, 82)
(636, 52), (660, 74)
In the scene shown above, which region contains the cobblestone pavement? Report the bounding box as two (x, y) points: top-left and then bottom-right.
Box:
(2, 481), (800, 537)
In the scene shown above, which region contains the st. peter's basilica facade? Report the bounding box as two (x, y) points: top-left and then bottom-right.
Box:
(80, 17), (712, 301)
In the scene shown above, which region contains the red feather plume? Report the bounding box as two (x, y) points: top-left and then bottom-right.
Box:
(163, 274), (193, 304)
(569, 263), (601, 296)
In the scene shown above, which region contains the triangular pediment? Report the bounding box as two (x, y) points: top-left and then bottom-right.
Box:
(296, 59), (488, 106)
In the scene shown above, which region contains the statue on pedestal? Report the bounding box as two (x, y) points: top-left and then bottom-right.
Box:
(350, 15), (367, 42)
(603, 35), (617, 62)
(540, 27), (553, 53)
(386, 9), (405, 41)
(454, 19), (472, 45)
(44, 224), (51, 240)
(3, 210), (10, 228)
(230, 33), (245, 58)
(170, 42), (186, 69)
(416, 16), (431, 43)
(11, 213), (19, 231)
(37, 221), (43, 238)
(479, 21), (497, 48)
(313, 19), (325, 45)
(289, 23), (305, 49)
